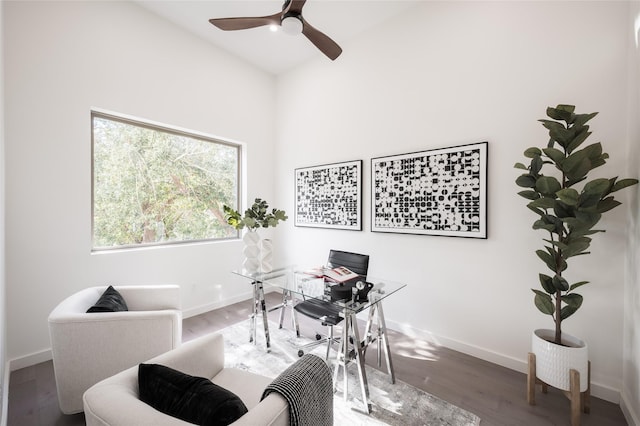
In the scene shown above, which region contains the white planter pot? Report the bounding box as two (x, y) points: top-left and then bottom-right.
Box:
(531, 329), (589, 392)
(242, 231), (261, 273)
(260, 238), (273, 273)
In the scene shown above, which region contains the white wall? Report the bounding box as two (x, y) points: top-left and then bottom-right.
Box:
(0, 0), (7, 422)
(275, 1), (632, 402)
(623, 1), (640, 423)
(4, 1), (276, 365)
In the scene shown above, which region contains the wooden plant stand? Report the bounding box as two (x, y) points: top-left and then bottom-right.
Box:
(527, 352), (591, 426)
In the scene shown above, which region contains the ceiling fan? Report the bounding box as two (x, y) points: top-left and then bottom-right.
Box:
(209, 0), (342, 61)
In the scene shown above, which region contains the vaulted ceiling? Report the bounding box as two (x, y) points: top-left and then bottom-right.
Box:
(136, 1), (419, 75)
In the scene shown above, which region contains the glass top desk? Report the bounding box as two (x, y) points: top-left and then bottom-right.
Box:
(232, 266), (406, 413)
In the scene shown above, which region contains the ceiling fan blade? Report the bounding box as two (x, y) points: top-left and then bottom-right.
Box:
(287, 0), (307, 14)
(301, 18), (342, 60)
(209, 13), (281, 31)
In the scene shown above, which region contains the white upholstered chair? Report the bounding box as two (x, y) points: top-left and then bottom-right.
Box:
(83, 332), (291, 426)
(48, 285), (182, 414)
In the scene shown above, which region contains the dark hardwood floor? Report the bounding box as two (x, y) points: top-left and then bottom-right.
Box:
(8, 292), (628, 425)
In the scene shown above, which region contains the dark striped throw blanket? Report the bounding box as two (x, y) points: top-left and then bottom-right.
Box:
(261, 354), (333, 426)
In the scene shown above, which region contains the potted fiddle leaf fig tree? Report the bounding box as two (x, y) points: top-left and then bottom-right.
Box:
(515, 104), (637, 394)
(223, 198), (288, 273)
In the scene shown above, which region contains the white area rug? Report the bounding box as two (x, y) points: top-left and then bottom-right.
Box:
(218, 320), (481, 426)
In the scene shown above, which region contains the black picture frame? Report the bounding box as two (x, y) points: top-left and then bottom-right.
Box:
(295, 160), (362, 230)
(371, 142), (488, 238)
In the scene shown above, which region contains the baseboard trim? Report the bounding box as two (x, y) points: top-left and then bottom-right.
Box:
(8, 348), (52, 372)
(621, 390), (640, 426)
(182, 291), (253, 319)
(384, 319), (621, 404)
(182, 288), (278, 319)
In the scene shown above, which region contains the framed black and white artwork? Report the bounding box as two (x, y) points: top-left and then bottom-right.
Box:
(371, 142), (488, 238)
(295, 160), (362, 230)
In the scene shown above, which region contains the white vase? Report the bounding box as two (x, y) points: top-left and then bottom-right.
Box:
(531, 329), (589, 392)
(260, 239), (273, 273)
(242, 231), (260, 273)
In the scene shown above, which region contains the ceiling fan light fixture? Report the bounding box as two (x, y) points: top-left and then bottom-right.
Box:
(281, 15), (303, 36)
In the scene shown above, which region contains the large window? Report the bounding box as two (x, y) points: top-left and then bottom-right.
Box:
(92, 111), (240, 250)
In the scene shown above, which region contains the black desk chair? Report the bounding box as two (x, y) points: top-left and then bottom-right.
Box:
(294, 250), (369, 359)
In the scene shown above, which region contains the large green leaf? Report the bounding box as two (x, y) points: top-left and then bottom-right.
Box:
(583, 178), (610, 197)
(581, 142), (603, 160)
(550, 126), (575, 146)
(536, 249), (565, 273)
(589, 155), (608, 170)
(516, 174), (537, 188)
(539, 274), (555, 294)
(569, 281), (589, 291)
(536, 249), (555, 271)
(545, 238), (566, 249)
(578, 193), (602, 209)
(532, 214), (563, 233)
(553, 200), (574, 219)
(539, 120), (566, 134)
(560, 293), (582, 320)
(611, 178), (639, 193)
(562, 151), (591, 181)
(533, 220), (556, 232)
(535, 176), (561, 196)
(542, 147), (566, 165)
(545, 105), (574, 122)
(565, 176), (587, 188)
(562, 238), (592, 258)
(560, 304), (579, 320)
(556, 188), (579, 206)
(533, 290), (555, 315)
(518, 190), (540, 200)
(565, 128), (592, 154)
(524, 147), (542, 158)
(527, 204), (545, 217)
(574, 211), (602, 229)
(552, 274), (569, 291)
(597, 197), (621, 213)
(572, 112), (598, 127)
(514, 162), (528, 170)
(530, 156), (543, 175)
(562, 293), (583, 308)
(546, 214), (565, 233)
(528, 197), (556, 210)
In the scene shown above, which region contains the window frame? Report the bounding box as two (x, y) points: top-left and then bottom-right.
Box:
(91, 109), (242, 252)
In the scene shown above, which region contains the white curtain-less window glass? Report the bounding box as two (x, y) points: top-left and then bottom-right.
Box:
(92, 112), (239, 250)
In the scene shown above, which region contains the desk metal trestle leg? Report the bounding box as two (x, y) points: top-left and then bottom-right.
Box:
(362, 302), (395, 384)
(267, 289), (300, 337)
(249, 280), (271, 351)
(333, 310), (371, 414)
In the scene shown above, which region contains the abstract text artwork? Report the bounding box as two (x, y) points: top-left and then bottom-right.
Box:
(295, 160), (362, 230)
(371, 142), (487, 238)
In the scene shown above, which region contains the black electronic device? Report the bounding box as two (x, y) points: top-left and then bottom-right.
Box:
(330, 280), (373, 303)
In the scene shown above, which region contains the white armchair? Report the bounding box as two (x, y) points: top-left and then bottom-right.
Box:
(83, 332), (290, 426)
(48, 285), (182, 414)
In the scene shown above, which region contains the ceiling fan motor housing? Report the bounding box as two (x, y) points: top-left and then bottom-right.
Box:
(281, 12), (303, 35)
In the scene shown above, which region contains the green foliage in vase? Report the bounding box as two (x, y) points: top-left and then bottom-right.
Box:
(515, 104), (638, 344)
(223, 198), (288, 231)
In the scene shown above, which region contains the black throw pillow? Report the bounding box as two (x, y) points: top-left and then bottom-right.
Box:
(138, 363), (248, 426)
(86, 285), (129, 313)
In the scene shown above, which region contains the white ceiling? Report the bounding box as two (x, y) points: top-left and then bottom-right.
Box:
(135, 0), (419, 75)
